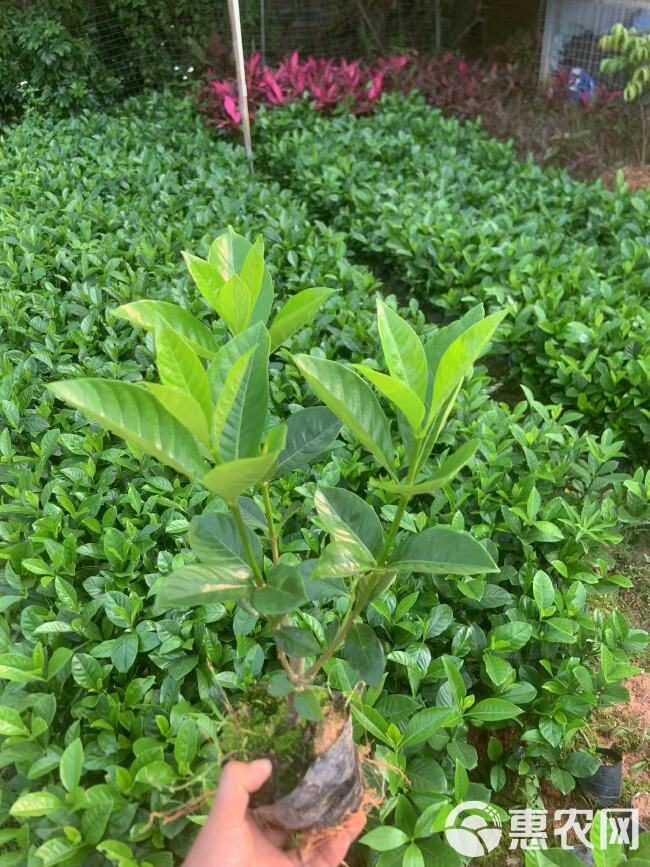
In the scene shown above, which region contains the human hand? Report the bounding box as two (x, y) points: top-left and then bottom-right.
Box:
(183, 759), (366, 867)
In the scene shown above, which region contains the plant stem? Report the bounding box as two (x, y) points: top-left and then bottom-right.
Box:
(262, 482), (280, 565)
(300, 438), (422, 686)
(229, 501), (265, 587)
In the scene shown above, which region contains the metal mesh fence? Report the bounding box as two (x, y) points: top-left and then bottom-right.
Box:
(59, 0), (544, 95)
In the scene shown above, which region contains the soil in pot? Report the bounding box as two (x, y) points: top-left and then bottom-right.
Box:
(219, 687), (365, 832)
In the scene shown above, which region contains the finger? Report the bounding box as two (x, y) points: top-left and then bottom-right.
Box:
(302, 811), (367, 867)
(212, 759), (273, 821)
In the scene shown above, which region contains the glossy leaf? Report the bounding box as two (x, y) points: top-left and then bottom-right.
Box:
(465, 699), (524, 723)
(212, 346), (268, 461)
(111, 299), (218, 359)
(400, 706), (461, 749)
(376, 299), (428, 400)
(216, 274), (251, 335)
(252, 565), (306, 615)
(390, 527), (498, 575)
(189, 512), (261, 573)
(154, 326), (211, 421)
(432, 310), (507, 410)
(374, 439), (480, 495)
(182, 251), (222, 310)
(293, 354), (395, 473)
(48, 379), (205, 479)
(277, 407), (341, 475)
(269, 287), (336, 351)
(144, 383), (211, 448)
(354, 364), (425, 432)
(314, 486), (383, 557)
(202, 441), (284, 502)
(155, 563), (253, 610)
(59, 738), (83, 792)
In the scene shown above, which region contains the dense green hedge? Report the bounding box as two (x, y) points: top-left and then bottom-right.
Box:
(1, 93), (649, 864)
(255, 96), (650, 454)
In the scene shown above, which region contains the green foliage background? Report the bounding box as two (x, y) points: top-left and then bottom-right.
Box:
(0, 92), (649, 864)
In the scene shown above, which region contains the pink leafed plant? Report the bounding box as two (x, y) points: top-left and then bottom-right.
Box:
(198, 51), (409, 129)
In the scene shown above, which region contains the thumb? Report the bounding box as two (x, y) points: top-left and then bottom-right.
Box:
(212, 759), (273, 822)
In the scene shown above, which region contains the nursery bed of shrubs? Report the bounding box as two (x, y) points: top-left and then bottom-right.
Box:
(0, 91), (649, 865)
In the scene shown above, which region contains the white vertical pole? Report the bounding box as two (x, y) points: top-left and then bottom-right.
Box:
(227, 0), (254, 168)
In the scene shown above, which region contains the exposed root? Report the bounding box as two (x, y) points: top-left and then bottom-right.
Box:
(145, 789), (216, 830)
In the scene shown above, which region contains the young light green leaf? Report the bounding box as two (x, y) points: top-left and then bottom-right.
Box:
(240, 235), (265, 310)
(212, 346), (268, 461)
(360, 826), (409, 852)
(182, 251), (222, 310)
(353, 364), (425, 432)
(376, 299), (428, 400)
(155, 563), (253, 610)
(60, 738), (84, 792)
(144, 383), (211, 448)
(293, 355), (395, 474)
(276, 407), (341, 475)
(373, 438), (480, 495)
(0, 707), (28, 737)
(175, 719), (198, 768)
(155, 326), (211, 421)
(424, 305), (484, 398)
(390, 527), (498, 575)
(314, 486), (383, 557)
(48, 379), (206, 480)
(533, 571), (555, 612)
(202, 448), (284, 502)
(111, 299), (218, 359)
(216, 274), (251, 335)
(269, 287), (336, 351)
(10, 792), (64, 818)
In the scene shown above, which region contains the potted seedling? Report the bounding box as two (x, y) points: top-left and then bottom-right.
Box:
(48, 228), (504, 833)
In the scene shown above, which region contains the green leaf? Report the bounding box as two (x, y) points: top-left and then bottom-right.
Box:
(111, 299), (218, 359)
(424, 304), (485, 399)
(269, 287), (336, 351)
(454, 758), (469, 801)
(403, 843), (425, 867)
(155, 563), (253, 610)
(182, 251), (222, 310)
(314, 486), (383, 557)
(543, 618), (578, 643)
(240, 235), (265, 311)
(175, 719), (198, 768)
(155, 326), (211, 421)
(59, 738), (83, 792)
(275, 626), (320, 657)
(216, 274), (251, 335)
(390, 527), (498, 575)
(293, 354), (395, 474)
(10, 791), (64, 818)
(431, 311), (507, 410)
(373, 439), (480, 496)
(466, 699), (524, 723)
(483, 653), (513, 686)
(376, 300), (428, 401)
(0, 707), (28, 737)
(360, 826), (409, 852)
(293, 689), (323, 722)
(71, 654), (102, 691)
(135, 761), (176, 789)
(487, 737), (503, 762)
(144, 383), (211, 448)
(549, 767), (575, 795)
(407, 757), (447, 794)
(252, 565), (306, 615)
(400, 707), (461, 749)
(354, 364), (425, 432)
(591, 810), (625, 867)
(533, 570), (555, 612)
(111, 633), (138, 673)
(488, 622), (533, 651)
(48, 379), (205, 480)
(212, 339), (269, 461)
(189, 512), (261, 573)
(202, 443), (284, 502)
(539, 717), (564, 747)
(563, 751), (600, 778)
(314, 540), (376, 577)
(209, 228), (274, 327)
(344, 623), (385, 686)
(277, 407), (341, 475)
(443, 656), (466, 710)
